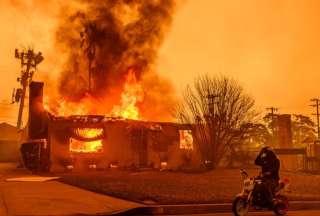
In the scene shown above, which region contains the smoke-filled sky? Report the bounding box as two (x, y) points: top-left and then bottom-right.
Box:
(161, 0), (320, 117)
(1, 0), (320, 124)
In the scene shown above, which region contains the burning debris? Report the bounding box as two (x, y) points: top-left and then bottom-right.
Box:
(45, 0), (177, 121)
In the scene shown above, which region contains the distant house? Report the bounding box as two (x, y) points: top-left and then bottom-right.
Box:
(0, 122), (20, 162)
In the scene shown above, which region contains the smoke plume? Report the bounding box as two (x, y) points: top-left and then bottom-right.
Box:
(55, 0), (177, 120)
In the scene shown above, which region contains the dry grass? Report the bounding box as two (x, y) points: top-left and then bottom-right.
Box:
(58, 168), (320, 204)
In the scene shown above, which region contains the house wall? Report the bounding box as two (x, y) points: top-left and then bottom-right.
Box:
(146, 123), (201, 169)
(48, 119), (201, 172)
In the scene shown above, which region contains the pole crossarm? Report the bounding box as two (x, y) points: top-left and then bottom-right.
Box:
(14, 49), (44, 129)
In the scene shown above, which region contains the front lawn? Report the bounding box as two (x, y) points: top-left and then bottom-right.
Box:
(58, 168), (320, 204)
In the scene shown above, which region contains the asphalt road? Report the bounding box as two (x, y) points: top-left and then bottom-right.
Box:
(163, 210), (320, 216)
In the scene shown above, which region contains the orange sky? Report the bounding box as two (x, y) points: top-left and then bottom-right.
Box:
(1, 0), (320, 124)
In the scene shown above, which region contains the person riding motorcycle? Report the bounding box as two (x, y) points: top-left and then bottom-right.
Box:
(254, 146), (280, 206)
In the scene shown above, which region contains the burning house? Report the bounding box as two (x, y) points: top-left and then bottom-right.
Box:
(19, 0), (201, 172)
(23, 82), (200, 172)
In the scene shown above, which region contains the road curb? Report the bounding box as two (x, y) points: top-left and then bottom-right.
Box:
(110, 201), (320, 215)
(290, 201), (320, 211)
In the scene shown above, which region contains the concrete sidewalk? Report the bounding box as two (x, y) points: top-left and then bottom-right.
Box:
(0, 163), (142, 216)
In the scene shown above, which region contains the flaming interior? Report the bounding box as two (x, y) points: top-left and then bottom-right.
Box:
(70, 128), (104, 153)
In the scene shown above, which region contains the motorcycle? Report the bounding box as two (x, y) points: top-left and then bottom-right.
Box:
(232, 169), (290, 216)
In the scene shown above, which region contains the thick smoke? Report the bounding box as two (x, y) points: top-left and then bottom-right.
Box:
(56, 0), (176, 114)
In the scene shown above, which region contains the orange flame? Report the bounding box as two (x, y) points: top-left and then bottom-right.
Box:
(44, 69), (144, 120)
(111, 69), (144, 120)
(70, 139), (103, 153)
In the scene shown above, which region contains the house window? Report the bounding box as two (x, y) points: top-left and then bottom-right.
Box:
(69, 127), (104, 153)
(70, 138), (103, 153)
(179, 130), (194, 150)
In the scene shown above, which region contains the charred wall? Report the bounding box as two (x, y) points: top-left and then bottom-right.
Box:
(48, 118), (200, 172)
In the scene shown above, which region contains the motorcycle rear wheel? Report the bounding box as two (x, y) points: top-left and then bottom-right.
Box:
(232, 196), (249, 216)
(273, 195), (289, 216)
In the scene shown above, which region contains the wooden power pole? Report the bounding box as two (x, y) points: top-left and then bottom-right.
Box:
(80, 22), (97, 92)
(207, 94), (219, 162)
(266, 107), (278, 146)
(310, 98), (320, 139)
(14, 49), (43, 129)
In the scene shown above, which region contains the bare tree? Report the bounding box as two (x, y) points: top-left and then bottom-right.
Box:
(175, 74), (257, 169)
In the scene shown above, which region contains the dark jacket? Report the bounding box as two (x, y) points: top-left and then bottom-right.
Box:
(255, 149), (280, 180)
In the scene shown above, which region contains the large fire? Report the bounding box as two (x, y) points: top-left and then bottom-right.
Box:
(45, 69), (144, 120)
(40, 0), (177, 123)
(111, 69), (144, 120)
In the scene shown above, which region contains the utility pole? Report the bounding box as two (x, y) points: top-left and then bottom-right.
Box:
(266, 107), (278, 147)
(207, 94), (219, 164)
(310, 98), (320, 139)
(207, 94), (219, 118)
(80, 22), (97, 92)
(14, 49), (44, 129)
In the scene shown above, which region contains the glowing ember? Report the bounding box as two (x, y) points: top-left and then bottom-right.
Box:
(111, 69), (144, 120)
